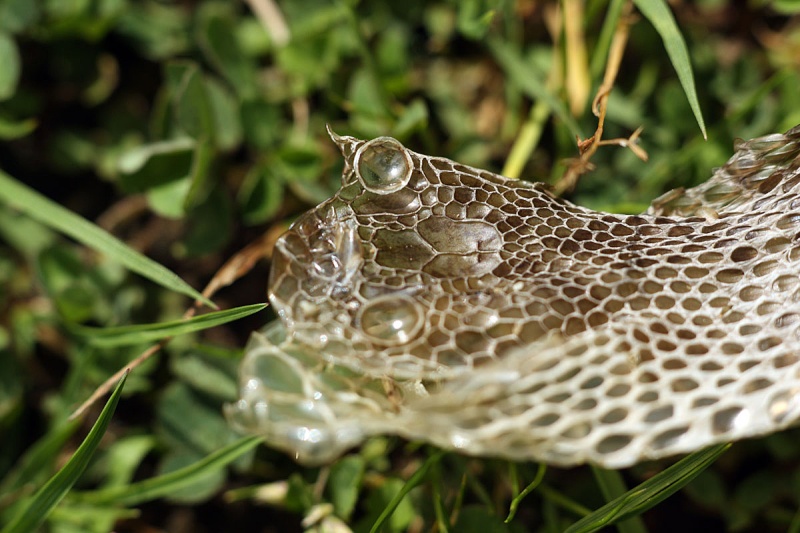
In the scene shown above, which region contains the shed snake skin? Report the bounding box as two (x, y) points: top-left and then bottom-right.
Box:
(228, 124), (800, 468)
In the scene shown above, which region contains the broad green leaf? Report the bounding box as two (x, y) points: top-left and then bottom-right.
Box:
(634, 0), (707, 138)
(156, 451), (226, 503)
(153, 382), (243, 503)
(174, 64), (215, 141)
(0, 0), (40, 32)
(239, 163), (285, 225)
(1, 374), (127, 533)
(182, 139), (215, 212)
(180, 181), (233, 256)
(205, 77), (243, 151)
(46, 504), (138, 533)
(348, 67), (391, 120)
(117, 138), (195, 175)
(240, 99), (280, 150)
(0, 206), (55, 259)
(274, 141), (323, 184)
(392, 98), (429, 139)
(771, 0), (800, 14)
(147, 177), (192, 219)
(456, 0), (496, 40)
(171, 352), (238, 401)
(196, 9), (257, 98)
(72, 436), (262, 506)
(116, 2), (190, 59)
(488, 38), (583, 140)
(71, 303), (267, 347)
(329, 456), (366, 520)
(102, 435), (157, 488)
(0, 170), (214, 307)
(0, 32), (20, 100)
(565, 444), (730, 533)
(156, 382), (240, 456)
(365, 477), (419, 533)
(36, 246), (102, 323)
(0, 116), (36, 139)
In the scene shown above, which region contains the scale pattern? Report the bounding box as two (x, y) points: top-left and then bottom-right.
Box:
(227, 125), (800, 468)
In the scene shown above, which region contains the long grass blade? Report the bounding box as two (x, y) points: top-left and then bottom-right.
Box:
(0, 170), (215, 307)
(72, 436), (262, 506)
(589, 466), (647, 533)
(488, 38), (584, 140)
(565, 444), (730, 533)
(370, 450), (445, 533)
(1, 373), (128, 533)
(71, 303), (267, 347)
(633, 0), (707, 139)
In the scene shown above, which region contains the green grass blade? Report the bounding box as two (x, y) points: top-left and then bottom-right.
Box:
(72, 435), (262, 506)
(589, 0), (626, 79)
(633, 0), (707, 139)
(369, 450), (445, 533)
(0, 170), (215, 308)
(589, 466), (647, 533)
(71, 303), (267, 347)
(565, 444), (730, 533)
(505, 463), (547, 523)
(1, 373), (128, 533)
(487, 38), (584, 140)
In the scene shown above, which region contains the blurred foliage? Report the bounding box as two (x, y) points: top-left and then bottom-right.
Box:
(0, 0), (799, 532)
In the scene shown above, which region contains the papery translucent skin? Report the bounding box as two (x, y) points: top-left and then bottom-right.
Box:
(227, 125), (800, 468)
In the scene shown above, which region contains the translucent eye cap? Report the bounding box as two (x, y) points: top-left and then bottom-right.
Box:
(354, 136), (413, 194)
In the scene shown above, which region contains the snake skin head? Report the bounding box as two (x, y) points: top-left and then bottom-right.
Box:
(230, 125), (800, 468)
(268, 127), (579, 379)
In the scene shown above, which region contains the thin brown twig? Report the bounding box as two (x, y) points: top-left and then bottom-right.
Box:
(554, 1), (647, 195)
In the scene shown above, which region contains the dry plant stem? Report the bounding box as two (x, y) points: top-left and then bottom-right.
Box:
(555, 2), (638, 195)
(70, 342), (166, 421)
(244, 0), (290, 47)
(563, 0), (590, 116)
(69, 234), (276, 421)
(292, 98), (310, 139)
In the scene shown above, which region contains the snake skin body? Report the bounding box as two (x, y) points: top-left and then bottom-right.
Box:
(228, 125), (800, 468)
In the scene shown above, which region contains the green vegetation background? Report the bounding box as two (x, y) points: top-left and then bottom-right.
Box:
(1, 0), (800, 532)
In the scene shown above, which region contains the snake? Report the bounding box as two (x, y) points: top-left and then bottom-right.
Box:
(227, 124), (800, 468)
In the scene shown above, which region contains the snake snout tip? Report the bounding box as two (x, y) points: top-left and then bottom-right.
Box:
(325, 123), (338, 140)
